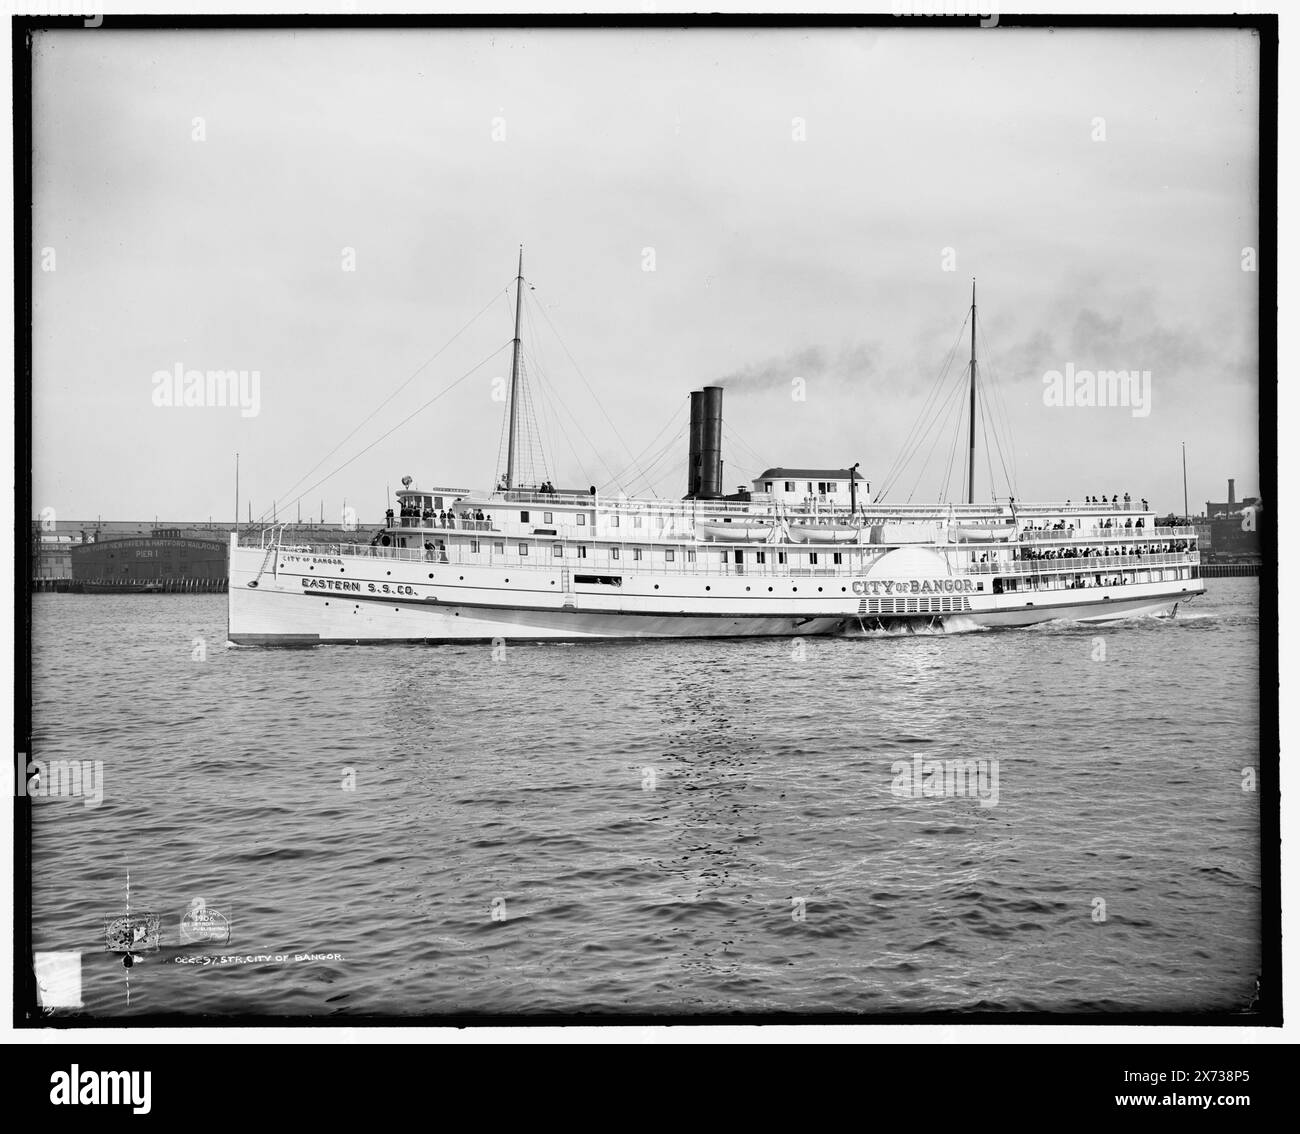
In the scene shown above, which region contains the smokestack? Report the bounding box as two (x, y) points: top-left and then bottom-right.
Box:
(1228, 478), (1235, 505)
(699, 386), (724, 499)
(686, 391), (705, 499)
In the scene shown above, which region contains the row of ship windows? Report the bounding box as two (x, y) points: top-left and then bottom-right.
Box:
(467, 542), (843, 565)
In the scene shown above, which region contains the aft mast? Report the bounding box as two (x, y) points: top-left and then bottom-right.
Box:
(504, 246), (524, 490)
(967, 278), (977, 506)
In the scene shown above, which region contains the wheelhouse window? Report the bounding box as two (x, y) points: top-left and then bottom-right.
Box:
(784, 481), (795, 492)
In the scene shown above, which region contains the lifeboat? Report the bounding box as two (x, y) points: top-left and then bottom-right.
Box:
(787, 524), (862, 544)
(695, 521), (777, 541)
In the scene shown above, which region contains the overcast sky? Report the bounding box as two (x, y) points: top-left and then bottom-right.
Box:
(31, 26), (1261, 522)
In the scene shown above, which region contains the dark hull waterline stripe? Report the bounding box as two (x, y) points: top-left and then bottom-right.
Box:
(272, 583), (1195, 620)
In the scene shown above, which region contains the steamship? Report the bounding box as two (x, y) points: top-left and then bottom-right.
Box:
(227, 258), (1203, 645)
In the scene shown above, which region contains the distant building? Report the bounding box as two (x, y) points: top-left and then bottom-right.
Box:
(752, 467), (867, 509)
(1203, 478), (1261, 563)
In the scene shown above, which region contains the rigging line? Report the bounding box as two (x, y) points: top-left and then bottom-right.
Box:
(721, 421), (768, 473)
(262, 286), (509, 520)
(275, 341), (512, 521)
(978, 322), (1019, 492)
(523, 348), (601, 489)
(940, 372), (967, 505)
(980, 394), (997, 501)
(980, 354), (1016, 501)
(526, 286), (646, 477)
(876, 312), (970, 498)
(883, 343), (966, 503)
(522, 343), (600, 487)
(623, 424), (690, 497)
(619, 420), (689, 497)
(877, 341), (963, 503)
(905, 373), (968, 505)
(600, 401), (689, 491)
(525, 344), (628, 489)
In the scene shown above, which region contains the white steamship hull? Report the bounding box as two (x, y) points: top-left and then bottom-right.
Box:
(226, 537), (1200, 645)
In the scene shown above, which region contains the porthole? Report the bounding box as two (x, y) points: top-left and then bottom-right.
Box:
(793, 587), (798, 592)
(705, 585), (711, 591)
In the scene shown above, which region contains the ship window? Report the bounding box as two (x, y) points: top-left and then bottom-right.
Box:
(552, 544), (562, 556)
(633, 548), (643, 561)
(494, 542), (504, 554)
(544, 512), (553, 524)
(611, 515), (619, 527)
(765, 482), (773, 492)
(520, 511), (530, 523)
(612, 548), (620, 560)
(577, 514), (586, 526)
(778, 552), (787, 565)
(784, 481), (795, 492)
(578, 546), (588, 558)
(470, 541), (479, 553)
(634, 516), (642, 528)
(756, 551), (766, 564)
(518, 543), (529, 555)
(833, 552), (842, 564)
(686, 550), (695, 562)
(810, 552), (819, 565)
(666, 549), (675, 562)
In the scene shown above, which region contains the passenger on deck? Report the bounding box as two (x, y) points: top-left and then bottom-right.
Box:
(385, 508), (394, 527)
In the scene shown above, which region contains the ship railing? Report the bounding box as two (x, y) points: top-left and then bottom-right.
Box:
(396, 517), (496, 531)
(965, 552), (1196, 575)
(1017, 525), (1196, 541)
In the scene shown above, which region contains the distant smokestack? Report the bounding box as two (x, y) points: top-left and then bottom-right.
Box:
(1228, 478), (1236, 505)
(686, 391), (705, 498)
(699, 386), (724, 499)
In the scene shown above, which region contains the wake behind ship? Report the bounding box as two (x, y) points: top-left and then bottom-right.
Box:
(228, 256), (1203, 644)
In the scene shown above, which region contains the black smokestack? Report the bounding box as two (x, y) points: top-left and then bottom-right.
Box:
(1228, 478), (1236, 505)
(686, 391), (705, 498)
(700, 386), (724, 499)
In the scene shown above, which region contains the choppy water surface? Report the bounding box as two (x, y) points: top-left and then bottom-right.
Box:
(28, 581), (1262, 1017)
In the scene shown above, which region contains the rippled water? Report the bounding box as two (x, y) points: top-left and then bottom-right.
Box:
(28, 581), (1261, 1017)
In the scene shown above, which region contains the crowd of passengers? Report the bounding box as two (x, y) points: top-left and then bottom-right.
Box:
(389, 504), (491, 529)
(1011, 540), (1194, 562)
(1075, 493), (1149, 509)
